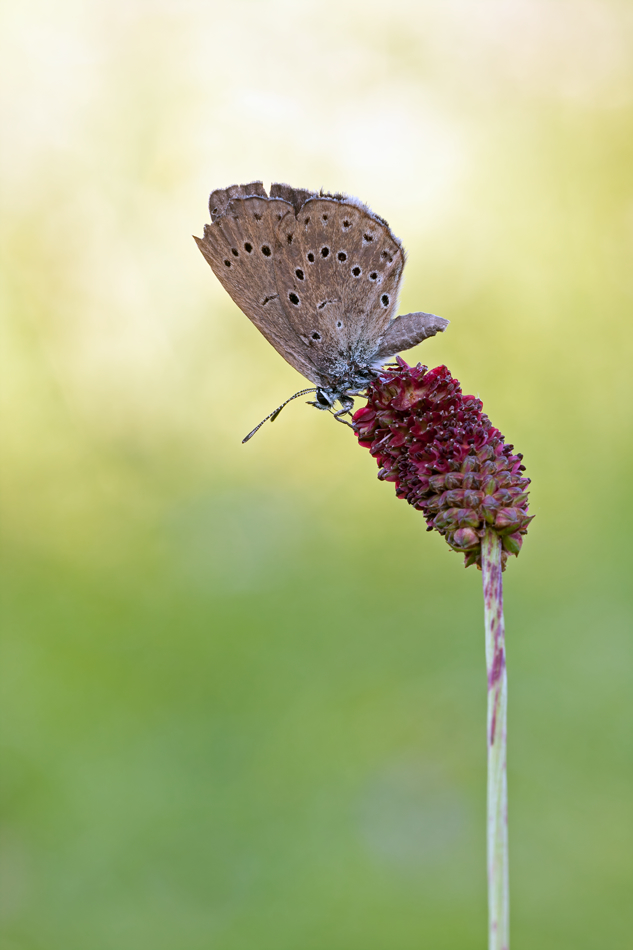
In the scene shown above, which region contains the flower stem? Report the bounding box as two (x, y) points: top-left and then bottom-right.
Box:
(481, 528), (509, 950)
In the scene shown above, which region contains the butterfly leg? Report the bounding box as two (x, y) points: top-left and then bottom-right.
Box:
(307, 399), (331, 412)
(332, 410), (355, 430)
(332, 395), (355, 430)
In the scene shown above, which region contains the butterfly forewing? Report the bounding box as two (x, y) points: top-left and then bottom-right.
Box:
(194, 192), (320, 383)
(195, 182), (448, 401)
(208, 181), (268, 220)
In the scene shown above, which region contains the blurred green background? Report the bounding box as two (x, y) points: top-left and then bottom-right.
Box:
(1, 1), (632, 948)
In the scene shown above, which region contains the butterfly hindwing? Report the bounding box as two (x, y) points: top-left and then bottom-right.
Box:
(271, 193), (405, 375)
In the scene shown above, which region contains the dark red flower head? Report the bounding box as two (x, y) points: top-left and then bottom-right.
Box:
(352, 359), (532, 569)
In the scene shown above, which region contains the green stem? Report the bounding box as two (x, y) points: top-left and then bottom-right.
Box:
(481, 528), (509, 950)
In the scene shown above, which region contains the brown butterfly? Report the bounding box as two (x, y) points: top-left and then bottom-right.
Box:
(195, 182), (448, 441)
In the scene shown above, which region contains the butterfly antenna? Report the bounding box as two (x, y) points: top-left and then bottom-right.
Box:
(242, 388), (318, 443)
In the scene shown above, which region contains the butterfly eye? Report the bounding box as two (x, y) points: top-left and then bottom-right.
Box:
(288, 292), (300, 305)
(351, 266), (361, 277)
(337, 251), (347, 262)
(321, 247), (330, 258)
(311, 331), (321, 340)
(381, 294), (390, 307)
(244, 242), (253, 253)
(369, 272), (378, 280)
(295, 268), (304, 280)
(261, 245), (272, 257)
(307, 252), (315, 263)
(223, 260), (231, 267)
(231, 248), (239, 257)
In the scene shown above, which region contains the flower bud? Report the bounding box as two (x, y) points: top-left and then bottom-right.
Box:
(352, 359), (532, 569)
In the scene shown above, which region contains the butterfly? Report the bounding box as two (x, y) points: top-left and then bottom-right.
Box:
(195, 182), (448, 441)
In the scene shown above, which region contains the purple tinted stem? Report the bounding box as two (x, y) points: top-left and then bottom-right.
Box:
(482, 528), (509, 950)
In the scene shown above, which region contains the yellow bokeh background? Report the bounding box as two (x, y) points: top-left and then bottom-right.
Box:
(1, 2), (632, 948)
